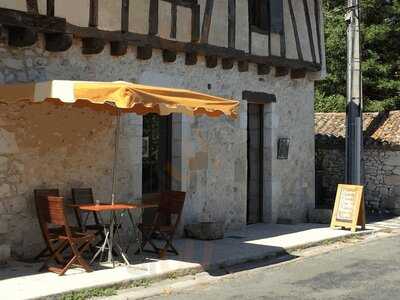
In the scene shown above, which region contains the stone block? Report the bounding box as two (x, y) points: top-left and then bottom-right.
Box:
(308, 209), (332, 224)
(0, 183), (11, 198)
(0, 244), (10, 264)
(8, 196), (27, 213)
(184, 221), (225, 240)
(3, 58), (24, 69)
(385, 175), (400, 186)
(0, 156), (8, 173)
(277, 217), (293, 224)
(391, 208), (400, 216)
(393, 186), (400, 196)
(189, 152), (208, 171)
(385, 154), (400, 166)
(393, 167), (400, 176)
(234, 159), (245, 183)
(0, 217), (8, 234)
(0, 129), (18, 154)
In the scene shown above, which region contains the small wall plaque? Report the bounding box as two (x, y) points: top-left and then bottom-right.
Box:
(277, 138), (290, 159)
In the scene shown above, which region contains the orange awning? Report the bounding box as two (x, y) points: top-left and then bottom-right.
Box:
(0, 80), (239, 118)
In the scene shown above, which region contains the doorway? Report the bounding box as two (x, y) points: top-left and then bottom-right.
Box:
(247, 103), (264, 224)
(142, 114), (172, 194)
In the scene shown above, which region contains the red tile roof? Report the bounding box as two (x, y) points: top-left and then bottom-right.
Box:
(315, 111), (400, 148)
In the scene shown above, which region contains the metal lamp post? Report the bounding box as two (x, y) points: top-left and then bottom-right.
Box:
(345, 0), (363, 185)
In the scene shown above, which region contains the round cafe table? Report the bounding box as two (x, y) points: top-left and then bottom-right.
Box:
(76, 202), (158, 266)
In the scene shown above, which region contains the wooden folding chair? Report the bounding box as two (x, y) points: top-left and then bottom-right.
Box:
(38, 196), (95, 276)
(34, 189), (64, 262)
(71, 188), (103, 236)
(138, 191), (186, 258)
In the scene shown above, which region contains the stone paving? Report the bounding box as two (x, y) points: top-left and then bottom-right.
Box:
(0, 223), (378, 300)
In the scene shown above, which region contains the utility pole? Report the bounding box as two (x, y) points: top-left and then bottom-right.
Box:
(345, 0), (363, 185)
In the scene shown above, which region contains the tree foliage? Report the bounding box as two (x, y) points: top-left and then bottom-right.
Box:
(316, 0), (400, 112)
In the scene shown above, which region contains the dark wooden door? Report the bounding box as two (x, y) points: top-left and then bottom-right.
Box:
(247, 103), (264, 224)
(142, 114), (172, 194)
(142, 114), (172, 225)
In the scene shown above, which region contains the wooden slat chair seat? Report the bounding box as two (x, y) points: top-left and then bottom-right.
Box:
(138, 191), (186, 258)
(38, 196), (94, 276)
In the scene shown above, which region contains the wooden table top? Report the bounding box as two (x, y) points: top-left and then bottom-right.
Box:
(75, 203), (158, 212)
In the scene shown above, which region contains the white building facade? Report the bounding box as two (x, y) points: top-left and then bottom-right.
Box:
(0, 0), (325, 257)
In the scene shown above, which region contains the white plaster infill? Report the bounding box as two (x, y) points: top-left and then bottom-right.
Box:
(0, 223), (378, 300)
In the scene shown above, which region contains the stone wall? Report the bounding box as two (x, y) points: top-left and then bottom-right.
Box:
(316, 147), (400, 213)
(0, 37), (316, 257)
(0, 100), (142, 258)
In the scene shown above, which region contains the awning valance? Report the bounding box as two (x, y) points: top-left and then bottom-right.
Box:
(0, 80), (239, 118)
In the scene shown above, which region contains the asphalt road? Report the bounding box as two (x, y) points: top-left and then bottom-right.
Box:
(146, 235), (400, 300)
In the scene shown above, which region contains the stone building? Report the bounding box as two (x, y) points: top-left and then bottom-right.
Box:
(315, 111), (400, 213)
(0, 0), (325, 258)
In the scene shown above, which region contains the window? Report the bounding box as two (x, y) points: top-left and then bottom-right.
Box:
(249, 0), (270, 32)
(249, 0), (284, 34)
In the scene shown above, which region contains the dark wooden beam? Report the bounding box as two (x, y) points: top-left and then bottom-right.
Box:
(200, 0), (214, 43)
(205, 55), (218, 68)
(65, 22), (321, 70)
(45, 32), (72, 52)
(191, 4), (200, 42)
(110, 40), (128, 56)
(137, 45), (152, 60)
(171, 1), (177, 39)
(222, 58), (234, 70)
(162, 49), (177, 62)
(238, 60), (249, 72)
(275, 66), (289, 77)
(302, 0), (316, 63)
(26, 0), (39, 14)
(257, 64), (271, 75)
(46, 0), (55, 17)
(314, 0), (322, 63)
(185, 52), (197, 65)
(82, 37), (105, 54)
(67, 23), (322, 71)
(288, 0), (303, 61)
(85, 1), (103, 55)
(0, 8), (66, 32)
(7, 26), (37, 47)
(280, 22), (286, 58)
(228, 0), (235, 48)
(149, 0), (159, 35)
(121, 0), (129, 33)
(290, 68), (307, 79)
(242, 91), (277, 104)
(89, 0), (99, 27)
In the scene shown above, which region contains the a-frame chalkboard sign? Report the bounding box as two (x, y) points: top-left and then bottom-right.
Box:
(330, 184), (366, 232)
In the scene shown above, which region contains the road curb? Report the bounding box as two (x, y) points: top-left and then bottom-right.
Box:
(36, 228), (382, 300)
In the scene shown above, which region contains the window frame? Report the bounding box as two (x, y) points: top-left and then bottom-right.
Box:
(161, 0), (198, 9)
(249, 0), (271, 35)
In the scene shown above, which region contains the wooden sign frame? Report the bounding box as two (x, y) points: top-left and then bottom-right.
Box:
(330, 184), (365, 232)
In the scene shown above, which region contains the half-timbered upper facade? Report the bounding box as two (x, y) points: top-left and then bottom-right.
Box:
(0, 0), (324, 76)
